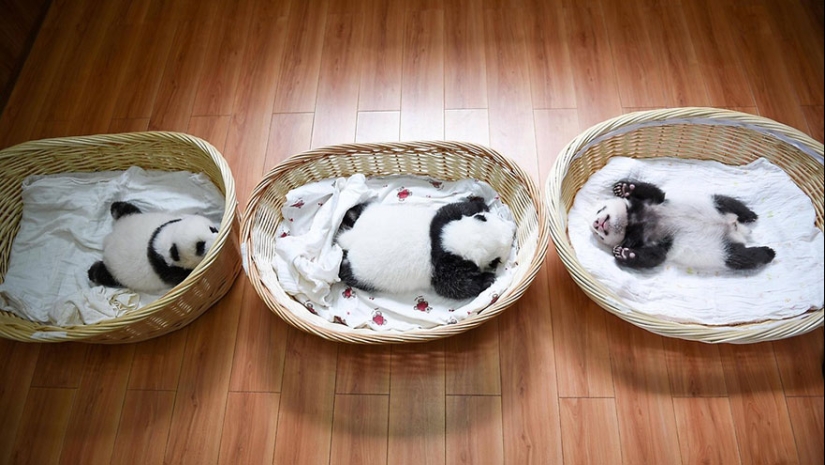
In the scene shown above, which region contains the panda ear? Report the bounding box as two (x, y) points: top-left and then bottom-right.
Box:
(170, 244), (180, 262)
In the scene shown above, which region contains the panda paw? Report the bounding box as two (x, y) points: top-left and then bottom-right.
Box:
(612, 245), (636, 262)
(612, 181), (635, 198)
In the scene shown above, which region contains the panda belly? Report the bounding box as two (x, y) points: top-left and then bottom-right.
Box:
(336, 204), (434, 294)
(102, 213), (176, 293)
(656, 202), (734, 270)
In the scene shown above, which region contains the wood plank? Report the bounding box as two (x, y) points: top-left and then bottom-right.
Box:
(561, 0), (623, 130)
(484, 7), (538, 179)
(400, 9), (445, 141)
(163, 282), (243, 465)
(558, 398), (622, 465)
(523, 0), (576, 109)
(191, 0), (256, 116)
(773, 328), (824, 397)
(720, 342), (800, 465)
(446, 395), (504, 464)
(330, 394), (390, 465)
(263, 113), (315, 171)
(663, 338), (728, 397)
(498, 265), (563, 464)
(609, 320), (681, 465)
(335, 344), (391, 395)
(444, 109), (490, 146)
(8, 387), (74, 465)
(534, 109), (579, 182)
(672, 397), (741, 465)
(355, 111), (401, 143)
(272, 328), (338, 465)
(387, 342), (446, 465)
(187, 115), (231, 152)
(228, 281), (289, 393)
(217, 392), (280, 465)
(127, 328), (188, 391)
(680, 0), (755, 107)
(787, 396), (825, 465)
(110, 390), (175, 465)
(443, 0), (487, 109)
(445, 320), (501, 396)
(271, 0), (329, 113)
(358, 0), (403, 111)
(0, 341), (40, 465)
(311, 12), (364, 148)
(59, 344), (135, 465)
(108, 118), (150, 133)
(802, 105), (824, 143)
(30, 343), (88, 388)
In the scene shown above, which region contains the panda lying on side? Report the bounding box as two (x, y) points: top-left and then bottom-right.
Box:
(335, 197), (516, 300)
(88, 201), (219, 293)
(590, 180), (775, 271)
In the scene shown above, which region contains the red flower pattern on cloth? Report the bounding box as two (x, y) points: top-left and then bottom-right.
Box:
(372, 311), (386, 326)
(413, 296), (432, 313)
(396, 188), (411, 201)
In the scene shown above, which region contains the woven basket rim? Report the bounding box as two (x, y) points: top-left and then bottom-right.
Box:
(241, 140), (549, 344)
(546, 107), (824, 344)
(0, 131), (240, 342)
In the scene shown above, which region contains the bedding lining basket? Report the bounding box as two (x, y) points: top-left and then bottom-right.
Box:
(546, 107), (824, 344)
(241, 141), (548, 344)
(0, 132), (241, 343)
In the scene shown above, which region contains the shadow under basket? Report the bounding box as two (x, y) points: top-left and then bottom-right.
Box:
(241, 141), (548, 344)
(546, 107), (824, 344)
(0, 132), (241, 343)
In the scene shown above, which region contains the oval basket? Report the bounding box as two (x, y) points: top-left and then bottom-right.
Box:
(546, 107), (824, 344)
(0, 132), (241, 343)
(241, 141), (548, 344)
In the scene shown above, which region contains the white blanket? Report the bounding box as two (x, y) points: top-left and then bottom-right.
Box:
(0, 167), (225, 326)
(254, 175), (518, 332)
(568, 157), (824, 325)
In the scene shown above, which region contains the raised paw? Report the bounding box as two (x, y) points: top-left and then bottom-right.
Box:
(612, 245), (636, 262)
(612, 181), (635, 198)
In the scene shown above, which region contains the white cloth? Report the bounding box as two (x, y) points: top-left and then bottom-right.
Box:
(568, 157), (824, 325)
(255, 174), (518, 332)
(0, 167), (225, 325)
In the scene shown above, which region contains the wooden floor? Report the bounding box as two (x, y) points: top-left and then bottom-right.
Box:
(0, 0), (823, 464)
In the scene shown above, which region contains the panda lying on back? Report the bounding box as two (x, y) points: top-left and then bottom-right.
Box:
(335, 197), (516, 300)
(590, 179), (775, 270)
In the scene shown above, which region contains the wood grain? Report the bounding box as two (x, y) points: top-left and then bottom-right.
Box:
(446, 395), (505, 464)
(110, 390), (175, 465)
(330, 394), (390, 465)
(400, 9), (445, 141)
(217, 392), (280, 465)
(558, 398), (622, 465)
(8, 388), (74, 465)
(787, 396), (825, 465)
(672, 397), (742, 465)
(0, 341), (40, 465)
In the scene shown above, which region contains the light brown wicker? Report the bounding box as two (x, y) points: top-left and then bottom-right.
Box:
(546, 107), (824, 344)
(0, 132), (241, 343)
(241, 141), (548, 344)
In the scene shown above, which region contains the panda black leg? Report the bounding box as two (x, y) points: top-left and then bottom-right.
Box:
(724, 242), (775, 270)
(338, 251), (376, 292)
(339, 203), (368, 231)
(613, 180), (666, 204)
(88, 261), (123, 287)
(111, 201), (142, 220)
(713, 195), (758, 223)
(432, 257), (496, 300)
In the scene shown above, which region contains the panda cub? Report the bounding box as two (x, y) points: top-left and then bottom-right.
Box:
(590, 179), (775, 271)
(88, 201), (219, 293)
(335, 197), (515, 300)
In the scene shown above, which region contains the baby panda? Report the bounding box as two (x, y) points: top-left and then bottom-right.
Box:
(590, 179), (775, 271)
(88, 201), (219, 293)
(335, 197), (515, 300)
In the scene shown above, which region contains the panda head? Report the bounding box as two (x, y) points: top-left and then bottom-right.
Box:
(153, 215), (219, 270)
(590, 198), (629, 247)
(440, 210), (516, 270)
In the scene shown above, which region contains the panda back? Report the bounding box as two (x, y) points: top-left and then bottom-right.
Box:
(336, 204), (434, 294)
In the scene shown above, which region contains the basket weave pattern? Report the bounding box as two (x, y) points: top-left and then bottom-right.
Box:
(0, 132), (241, 343)
(546, 108), (824, 344)
(242, 141), (548, 344)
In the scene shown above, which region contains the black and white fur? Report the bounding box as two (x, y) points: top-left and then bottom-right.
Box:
(335, 197), (515, 300)
(590, 180), (775, 270)
(88, 201), (219, 293)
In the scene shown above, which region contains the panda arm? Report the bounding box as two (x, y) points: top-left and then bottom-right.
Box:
(712, 195), (758, 223)
(614, 180), (666, 204)
(613, 235), (673, 269)
(431, 253), (497, 300)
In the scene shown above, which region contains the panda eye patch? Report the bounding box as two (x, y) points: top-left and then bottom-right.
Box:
(170, 244), (180, 262)
(473, 214), (487, 222)
(597, 206), (606, 214)
(196, 241), (206, 256)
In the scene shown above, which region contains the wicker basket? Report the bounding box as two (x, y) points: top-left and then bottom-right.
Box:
(546, 107), (824, 344)
(0, 132), (241, 343)
(241, 141), (548, 344)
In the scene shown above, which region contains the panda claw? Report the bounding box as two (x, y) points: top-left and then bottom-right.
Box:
(612, 245), (635, 261)
(612, 182), (635, 198)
